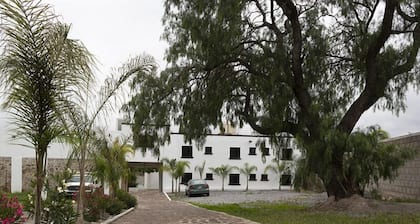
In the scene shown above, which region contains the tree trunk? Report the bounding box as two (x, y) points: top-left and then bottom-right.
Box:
(324, 150), (360, 200)
(34, 150), (46, 224)
(278, 177), (281, 191)
(76, 144), (86, 224)
(245, 179), (248, 191)
(221, 178), (224, 191)
(171, 177), (174, 193)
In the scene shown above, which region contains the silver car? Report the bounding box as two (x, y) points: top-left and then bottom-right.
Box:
(64, 174), (97, 196)
(185, 179), (210, 197)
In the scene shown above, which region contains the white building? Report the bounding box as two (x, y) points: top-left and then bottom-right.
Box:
(120, 123), (300, 192)
(0, 111), (300, 193)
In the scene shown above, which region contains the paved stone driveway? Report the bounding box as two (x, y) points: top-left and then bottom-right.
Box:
(116, 190), (258, 224)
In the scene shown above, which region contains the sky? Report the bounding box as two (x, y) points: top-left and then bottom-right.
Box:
(43, 0), (420, 138)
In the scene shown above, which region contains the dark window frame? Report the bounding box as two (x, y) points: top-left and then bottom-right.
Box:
(181, 146), (193, 158)
(229, 147), (241, 160)
(229, 174), (240, 185)
(204, 146), (213, 155)
(261, 174), (269, 181)
(249, 173), (257, 181)
(262, 147), (270, 156)
(281, 174), (292, 185)
(249, 147), (256, 155)
(282, 148), (293, 160)
(205, 173), (213, 180)
(181, 172), (193, 184)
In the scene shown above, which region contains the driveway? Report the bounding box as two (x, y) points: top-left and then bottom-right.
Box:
(116, 189), (258, 224)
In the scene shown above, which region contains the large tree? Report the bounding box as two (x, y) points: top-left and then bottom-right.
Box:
(0, 0), (93, 223)
(125, 0), (419, 200)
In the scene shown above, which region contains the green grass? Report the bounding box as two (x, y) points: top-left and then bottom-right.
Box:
(194, 202), (420, 224)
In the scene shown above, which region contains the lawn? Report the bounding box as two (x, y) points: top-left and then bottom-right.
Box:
(194, 202), (420, 224)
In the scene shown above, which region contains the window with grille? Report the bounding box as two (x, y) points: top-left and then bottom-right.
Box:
(181, 146), (193, 158)
(249, 147), (256, 155)
(229, 174), (240, 185)
(229, 147), (241, 159)
(249, 174), (257, 181)
(261, 174), (269, 181)
(205, 173), (213, 180)
(204, 147), (212, 155)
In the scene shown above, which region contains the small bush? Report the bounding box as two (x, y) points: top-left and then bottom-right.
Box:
(84, 190), (110, 222)
(116, 189), (137, 208)
(105, 199), (125, 215)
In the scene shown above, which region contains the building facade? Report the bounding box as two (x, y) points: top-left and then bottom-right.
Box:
(121, 123), (300, 192)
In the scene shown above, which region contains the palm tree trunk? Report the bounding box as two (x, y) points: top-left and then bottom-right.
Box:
(222, 178), (224, 191)
(76, 144), (87, 224)
(246, 179), (249, 191)
(171, 177), (174, 193)
(279, 177), (281, 191)
(34, 150), (46, 224)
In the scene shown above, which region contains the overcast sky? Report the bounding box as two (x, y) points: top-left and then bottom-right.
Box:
(44, 0), (419, 138)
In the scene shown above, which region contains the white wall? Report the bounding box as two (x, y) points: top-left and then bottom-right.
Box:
(145, 172), (159, 189)
(159, 134), (300, 192)
(0, 111), (74, 192)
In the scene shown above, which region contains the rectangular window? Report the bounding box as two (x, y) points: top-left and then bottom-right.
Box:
(249, 147), (256, 155)
(262, 148), (270, 156)
(229, 174), (240, 185)
(205, 173), (213, 180)
(229, 147), (241, 159)
(282, 148), (293, 160)
(281, 174), (292, 185)
(181, 146), (193, 158)
(261, 174), (269, 181)
(181, 172), (193, 184)
(204, 147), (212, 155)
(249, 174), (257, 181)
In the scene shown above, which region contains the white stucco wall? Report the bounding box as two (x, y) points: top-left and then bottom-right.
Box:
(0, 111), (74, 192)
(158, 134), (299, 192)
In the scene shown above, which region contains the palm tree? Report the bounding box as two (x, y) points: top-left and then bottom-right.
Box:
(265, 158), (292, 190)
(92, 134), (134, 199)
(240, 163), (258, 191)
(61, 54), (156, 223)
(161, 158), (177, 193)
(174, 161), (190, 193)
(0, 1), (93, 223)
(194, 161), (206, 179)
(209, 165), (237, 191)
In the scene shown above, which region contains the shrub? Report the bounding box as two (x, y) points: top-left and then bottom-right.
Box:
(0, 193), (26, 224)
(105, 199), (125, 215)
(25, 171), (79, 223)
(84, 189), (110, 222)
(116, 189), (137, 209)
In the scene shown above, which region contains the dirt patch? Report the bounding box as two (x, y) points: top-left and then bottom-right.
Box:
(313, 194), (420, 215)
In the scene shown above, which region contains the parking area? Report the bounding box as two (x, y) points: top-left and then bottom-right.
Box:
(179, 190), (328, 206)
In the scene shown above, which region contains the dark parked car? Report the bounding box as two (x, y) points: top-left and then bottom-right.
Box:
(185, 179), (210, 197)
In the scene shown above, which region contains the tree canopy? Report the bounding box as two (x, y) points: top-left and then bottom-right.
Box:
(124, 0), (419, 199)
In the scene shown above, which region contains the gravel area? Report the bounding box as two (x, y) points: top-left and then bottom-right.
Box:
(175, 190), (328, 206)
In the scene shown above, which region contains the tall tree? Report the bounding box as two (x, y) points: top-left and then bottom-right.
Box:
(161, 158), (177, 193)
(239, 163), (258, 191)
(209, 165), (238, 191)
(61, 54), (156, 223)
(125, 0), (420, 200)
(0, 0), (93, 223)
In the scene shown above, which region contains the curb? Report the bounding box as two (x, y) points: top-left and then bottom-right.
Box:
(163, 191), (172, 201)
(101, 207), (135, 224)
